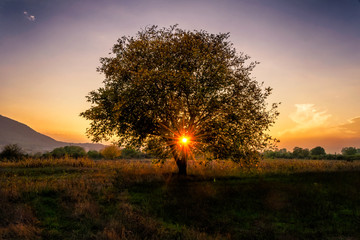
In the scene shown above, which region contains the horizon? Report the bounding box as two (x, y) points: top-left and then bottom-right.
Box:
(1, 0), (359, 153)
(0, 113), (356, 154)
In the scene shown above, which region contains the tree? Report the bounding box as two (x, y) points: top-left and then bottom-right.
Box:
(81, 25), (279, 175)
(64, 146), (86, 158)
(121, 147), (147, 159)
(292, 147), (310, 159)
(87, 150), (103, 159)
(50, 147), (66, 158)
(50, 146), (86, 158)
(341, 147), (357, 156)
(310, 146), (326, 156)
(100, 145), (121, 160)
(0, 144), (24, 161)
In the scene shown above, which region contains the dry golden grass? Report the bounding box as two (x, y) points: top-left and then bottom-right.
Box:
(1, 157), (360, 178)
(0, 156), (96, 168)
(258, 158), (360, 174)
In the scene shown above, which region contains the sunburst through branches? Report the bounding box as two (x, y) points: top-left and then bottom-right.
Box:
(158, 121), (204, 163)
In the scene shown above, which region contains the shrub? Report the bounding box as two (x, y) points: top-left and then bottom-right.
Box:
(0, 144), (25, 161)
(100, 145), (121, 160)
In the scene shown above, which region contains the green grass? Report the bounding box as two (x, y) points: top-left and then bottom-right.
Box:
(1, 158), (360, 239)
(126, 172), (360, 239)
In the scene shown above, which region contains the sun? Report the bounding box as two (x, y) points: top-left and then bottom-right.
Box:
(178, 135), (190, 146)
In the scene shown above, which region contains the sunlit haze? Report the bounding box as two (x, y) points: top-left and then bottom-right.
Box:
(1, 0), (359, 152)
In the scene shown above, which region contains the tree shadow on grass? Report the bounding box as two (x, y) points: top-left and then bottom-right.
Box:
(123, 171), (360, 239)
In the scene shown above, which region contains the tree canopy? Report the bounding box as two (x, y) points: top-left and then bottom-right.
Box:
(310, 146), (326, 156)
(341, 147), (358, 156)
(292, 147), (310, 159)
(50, 146), (86, 159)
(81, 25), (279, 175)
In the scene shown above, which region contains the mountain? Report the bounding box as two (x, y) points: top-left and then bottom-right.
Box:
(0, 115), (105, 153)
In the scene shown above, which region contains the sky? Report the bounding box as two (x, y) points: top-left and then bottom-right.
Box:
(0, 0), (359, 153)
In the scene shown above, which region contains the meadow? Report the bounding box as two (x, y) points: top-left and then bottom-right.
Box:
(1, 158), (360, 240)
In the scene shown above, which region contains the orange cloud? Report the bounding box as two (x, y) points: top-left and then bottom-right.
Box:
(288, 104), (331, 130)
(338, 117), (360, 135)
(279, 104), (333, 137)
(277, 105), (360, 152)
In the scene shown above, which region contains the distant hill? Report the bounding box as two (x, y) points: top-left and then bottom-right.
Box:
(0, 115), (105, 153)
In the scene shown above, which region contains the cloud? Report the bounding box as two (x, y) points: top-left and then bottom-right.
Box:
(23, 11), (35, 22)
(276, 105), (360, 153)
(288, 104), (331, 130)
(338, 117), (360, 135)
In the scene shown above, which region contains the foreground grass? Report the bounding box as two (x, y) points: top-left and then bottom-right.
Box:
(1, 158), (360, 239)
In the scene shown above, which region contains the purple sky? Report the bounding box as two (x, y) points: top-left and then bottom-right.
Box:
(0, 0), (359, 152)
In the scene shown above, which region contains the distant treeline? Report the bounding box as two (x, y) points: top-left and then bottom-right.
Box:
(0, 144), (151, 161)
(264, 146), (360, 161)
(2, 143), (360, 162)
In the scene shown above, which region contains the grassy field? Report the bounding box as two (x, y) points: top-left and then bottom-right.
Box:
(1, 158), (360, 240)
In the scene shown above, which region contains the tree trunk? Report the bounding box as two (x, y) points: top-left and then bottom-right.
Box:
(175, 154), (187, 175)
(169, 143), (187, 175)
